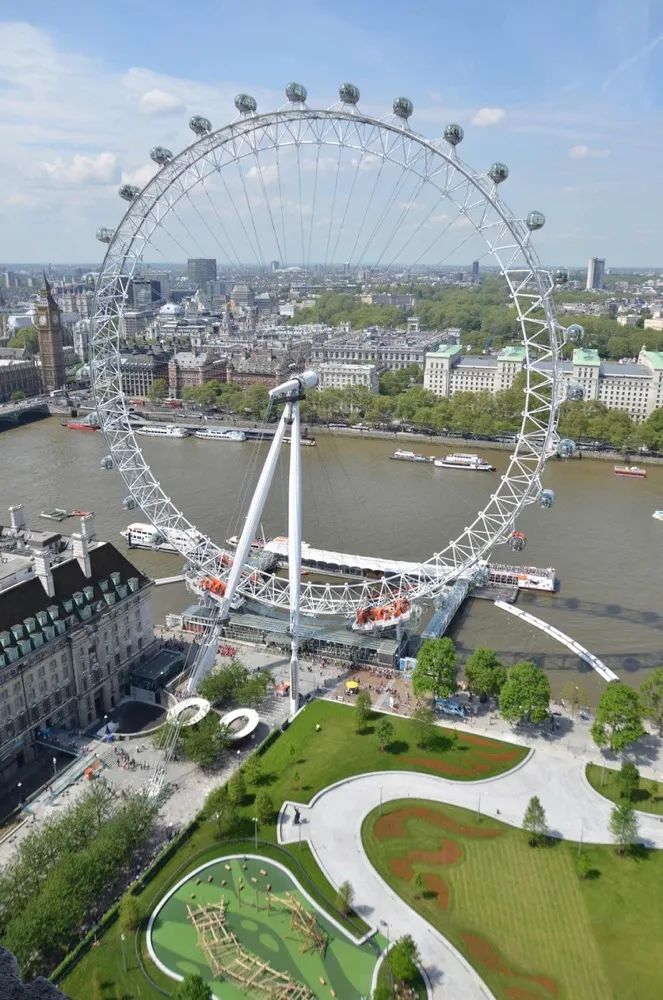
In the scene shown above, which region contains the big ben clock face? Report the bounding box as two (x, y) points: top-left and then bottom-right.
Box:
(51, 313), (59, 327)
(38, 314), (47, 327)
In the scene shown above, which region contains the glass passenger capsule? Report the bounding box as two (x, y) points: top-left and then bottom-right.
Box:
(526, 210), (545, 231)
(100, 455), (114, 470)
(566, 382), (584, 402)
(189, 115), (212, 135)
(557, 438), (576, 458)
(118, 185), (140, 202)
(566, 323), (585, 344)
(488, 162), (509, 185)
(444, 123), (464, 145)
(554, 268), (568, 284)
(339, 82), (360, 105)
(96, 228), (114, 243)
(122, 496), (137, 511)
(538, 489), (556, 509)
(285, 82), (307, 103)
(150, 146), (173, 165)
(393, 97), (414, 119)
(508, 530), (527, 552)
(234, 94), (257, 114)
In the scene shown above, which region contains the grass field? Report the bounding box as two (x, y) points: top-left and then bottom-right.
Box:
(362, 798), (663, 1000)
(61, 700), (526, 999)
(586, 763), (663, 815)
(150, 854), (380, 998)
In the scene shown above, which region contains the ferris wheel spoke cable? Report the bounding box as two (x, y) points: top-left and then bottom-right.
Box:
(198, 172), (243, 266)
(274, 144), (289, 266)
(235, 158), (266, 268)
(372, 170), (429, 267)
(384, 188), (451, 269)
(323, 144), (344, 267)
(329, 144), (365, 263)
(183, 187), (236, 267)
(351, 161), (413, 267)
(215, 164), (260, 263)
(295, 131), (306, 266)
(251, 149), (286, 266)
(305, 142), (322, 270)
(345, 154), (387, 265)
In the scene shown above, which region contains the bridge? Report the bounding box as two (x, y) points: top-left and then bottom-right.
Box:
(494, 600), (619, 682)
(0, 397), (50, 426)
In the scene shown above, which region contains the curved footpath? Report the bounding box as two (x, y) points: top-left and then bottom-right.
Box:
(278, 753), (663, 999)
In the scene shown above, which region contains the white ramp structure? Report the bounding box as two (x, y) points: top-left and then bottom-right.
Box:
(494, 600), (619, 682)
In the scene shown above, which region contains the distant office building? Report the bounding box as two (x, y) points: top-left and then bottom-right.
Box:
(472, 260), (480, 279)
(270, 260), (280, 272)
(317, 362), (379, 393)
(586, 257), (605, 291)
(131, 278), (162, 308)
(120, 352), (170, 397)
(168, 348), (228, 397)
(0, 356), (42, 402)
(187, 258), (217, 289)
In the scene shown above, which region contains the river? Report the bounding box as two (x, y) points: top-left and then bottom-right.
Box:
(2, 417), (662, 702)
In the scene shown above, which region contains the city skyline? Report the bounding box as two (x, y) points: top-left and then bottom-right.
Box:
(0, 2), (662, 264)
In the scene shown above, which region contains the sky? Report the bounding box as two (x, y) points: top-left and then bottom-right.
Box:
(0, 0), (662, 267)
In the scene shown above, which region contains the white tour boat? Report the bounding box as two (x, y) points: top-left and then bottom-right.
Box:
(121, 522), (203, 553)
(434, 452), (495, 471)
(194, 427), (246, 442)
(135, 424), (190, 439)
(653, 510), (663, 522)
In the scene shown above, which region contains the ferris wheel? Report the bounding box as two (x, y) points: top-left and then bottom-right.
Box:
(91, 82), (577, 626)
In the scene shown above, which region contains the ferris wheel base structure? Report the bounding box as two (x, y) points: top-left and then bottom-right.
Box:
(90, 81), (585, 694)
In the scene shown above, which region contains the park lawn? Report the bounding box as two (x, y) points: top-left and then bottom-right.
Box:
(362, 798), (663, 1000)
(586, 762), (663, 815)
(61, 700), (525, 999)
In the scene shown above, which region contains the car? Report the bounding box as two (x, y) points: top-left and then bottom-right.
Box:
(434, 698), (470, 719)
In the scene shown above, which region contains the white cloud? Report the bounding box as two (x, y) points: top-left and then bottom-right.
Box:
(38, 151), (119, 186)
(122, 162), (157, 188)
(471, 107), (506, 127)
(568, 144), (610, 160)
(139, 88), (184, 115)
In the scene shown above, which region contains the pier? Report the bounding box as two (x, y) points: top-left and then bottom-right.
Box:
(494, 600), (619, 682)
(421, 579), (471, 638)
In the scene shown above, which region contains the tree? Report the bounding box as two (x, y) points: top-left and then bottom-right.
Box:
(228, 769), (247, 806)
(10, 389), (26, 401)
(522, 796), (547, 846)
(375, 717), (394, 751)
(8, 325), (39, 353)
(388, 934), (420, 985)
(148, 377), (168, 402)
(619, 761), (640, 802)
(255, 790), (274, 825)
(640, 668), (663, 734)
(499, 661), (550, 725)
(119, 892), (142, 932)
(174, 974), (212, 1000)
(464, 648), (506, 699)
(575, 853), (591, 880)
(412, 638), (457, 701)
(354, 690), (371, 732)
(180, 714), (229, 767)
(199, 660), (248, 706)
(243, 753), (262, 786)
(609, 803), (639, 855)
(591, 682), (645, 753)
(412, 704), (437, 749)
(336, 880), (354, 915)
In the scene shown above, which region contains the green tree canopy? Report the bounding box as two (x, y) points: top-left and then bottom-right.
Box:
(8, 325), (39, 353)
(375, 717), (394, 751)
(180, 714), (229, 767)
(523, 795), (547, 846)
(255, 790), (274, 825)
(619, 761), (640, 802)
(464, 648), (507, 698)
(148, 376), (168, 401)
(336, 879), (354, 915)
(412, 638), (457, 701)
(609, 802), (639, 855)
(499, 661), (550, 724)
(354, 690), (371, 732)
(174, 974), (213, 1000)
(411, 704), (438, 749)
(388, 933), (420, 984)
(591, 682), (645, 753)
(640, 668), (663, 734)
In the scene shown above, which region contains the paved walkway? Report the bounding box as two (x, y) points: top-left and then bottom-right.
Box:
(279, 753), (663, 999)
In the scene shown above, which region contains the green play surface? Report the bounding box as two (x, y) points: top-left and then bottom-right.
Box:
(149, 854), (381, 999)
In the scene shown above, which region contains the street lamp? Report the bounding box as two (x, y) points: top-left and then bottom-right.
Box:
(120, 931), (127, 973)
(252, 816), (258, 850)
(214, 812), (222, 839)
(17, 781), (23, 805)
(52, 756), (57, 777)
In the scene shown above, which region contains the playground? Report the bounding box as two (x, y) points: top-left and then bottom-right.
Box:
(148, 854), (380, 999)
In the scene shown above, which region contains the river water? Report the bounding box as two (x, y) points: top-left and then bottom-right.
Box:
(2, 417), (662, 702)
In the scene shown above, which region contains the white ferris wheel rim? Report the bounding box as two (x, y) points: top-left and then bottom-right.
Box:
(91, 103), (563, 617)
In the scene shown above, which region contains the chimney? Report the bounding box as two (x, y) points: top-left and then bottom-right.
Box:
(8, 504), (25, 532)
(81, 513), (96, 544)
(33, 548), (55, 598)
(72, 532), (92, 578)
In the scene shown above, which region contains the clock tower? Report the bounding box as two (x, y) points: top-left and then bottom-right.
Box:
(36, 276), (66, 393)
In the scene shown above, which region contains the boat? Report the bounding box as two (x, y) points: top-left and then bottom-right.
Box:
(653, 510), (663, 522)
(284, 436), (316, 447)
(40, 508), (69, 521)
(488, 563), (557, 593)
(614, 465), (646, 479)
(194, 427), (246, 442)
(63, 419), (98, 432)
(389, 449), (432, 463)
(136, 425), (190, 439)
(434, 453), (495, 471)
(120, 522), (204, 553)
